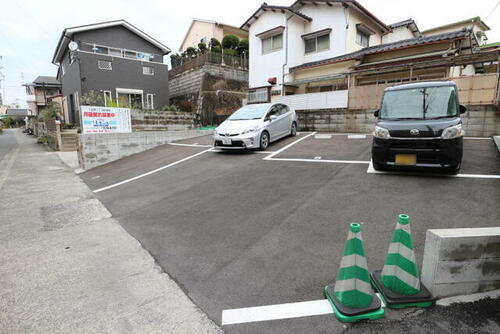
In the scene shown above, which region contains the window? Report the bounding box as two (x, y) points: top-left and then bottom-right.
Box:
(262, 33), (283, 54)
(103, 91), (112, 106)
(98, 60), (112, 70)
(143, 66), (154, 75)
(304, 33), (330, 54)
(109, 48), (122, 57)
(356, 29), (370, 47)
(146, 94), (154, 109)
(124, 50), (138, 59)
(248, 88), (269, 103)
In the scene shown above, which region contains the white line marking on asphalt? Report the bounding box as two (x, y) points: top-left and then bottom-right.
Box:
(168, 142), (213, 148)
(221, 299), (333, 325)
(348, 134), (367, 139)
(93, 148), (212, 193)
(264, 132), (317, 160)
(210, 149), (277, 154)
(315, 134), (332, 139)
(270, 157), (370, 164)
(464, 137), (493, 140)
(366, 161), (500, 179)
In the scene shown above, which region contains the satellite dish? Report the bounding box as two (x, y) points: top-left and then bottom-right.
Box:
(68, 41), (78, 51)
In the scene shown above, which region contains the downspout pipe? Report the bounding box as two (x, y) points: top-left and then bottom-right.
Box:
(282, 14), (293, 96)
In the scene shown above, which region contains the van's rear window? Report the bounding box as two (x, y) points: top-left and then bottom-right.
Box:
(380, 86), (458, 120)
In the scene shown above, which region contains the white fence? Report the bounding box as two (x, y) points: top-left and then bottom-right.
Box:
(273, 90), (348, 110)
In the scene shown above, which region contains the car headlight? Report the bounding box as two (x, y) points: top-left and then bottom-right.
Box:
(241, 126), (258, 134)
(373, 126), (390, 139)
(441, 124), (464, 139)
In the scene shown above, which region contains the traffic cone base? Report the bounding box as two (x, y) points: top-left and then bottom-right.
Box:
(324, 286), (384, 322)
(371, 270), (436, 308)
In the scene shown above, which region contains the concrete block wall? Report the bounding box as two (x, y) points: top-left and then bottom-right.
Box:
(297, 105), (500, 136)
(421, 227), (500, 298)
(78, 130), (212, 170)
(131, 110), (194, 132)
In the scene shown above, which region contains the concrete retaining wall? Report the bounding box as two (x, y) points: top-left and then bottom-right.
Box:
(421, 227), (500, 298)
(78, 130), (212, 170)
(297, 105), (500, 136)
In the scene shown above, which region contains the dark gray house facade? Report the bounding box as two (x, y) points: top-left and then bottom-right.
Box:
(52, 20), (171, 125)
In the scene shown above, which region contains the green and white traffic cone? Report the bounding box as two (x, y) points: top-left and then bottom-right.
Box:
(325, 223), (384, 322)
(370, 214), (436, 308)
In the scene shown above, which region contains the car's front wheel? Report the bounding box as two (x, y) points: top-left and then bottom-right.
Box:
(290, 122), (297, 137)
(259, 131), (269, 151)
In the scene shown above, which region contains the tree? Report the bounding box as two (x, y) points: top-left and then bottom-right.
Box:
(222, 35), (240, 50)
(186, 47), (198, 59)
(170, 53), (183, 68)
(237, 38), (249, 55)
(198, 42), (208, 54)
(209, 38), (221, 49)
(42, 102), (61, 120)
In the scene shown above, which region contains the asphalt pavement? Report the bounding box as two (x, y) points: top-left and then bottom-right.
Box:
(80, 133), (500, 333)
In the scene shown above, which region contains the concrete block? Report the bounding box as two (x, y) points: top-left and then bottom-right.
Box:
(421, 227), (500, 298)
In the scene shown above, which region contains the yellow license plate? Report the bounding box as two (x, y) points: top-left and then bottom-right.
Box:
(395, 154), (417, 165)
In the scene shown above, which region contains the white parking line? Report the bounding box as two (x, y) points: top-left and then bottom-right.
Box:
(93, 148), (212, 193)
(169, 142), (213, 148)
(270, 157), (370, 164)
(366, 161), (500, 179)
(264, 132), (317, 160)
(221, 299), (333, 325)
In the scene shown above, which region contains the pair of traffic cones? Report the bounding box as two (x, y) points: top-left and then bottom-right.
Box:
(324, 214), (435, 323)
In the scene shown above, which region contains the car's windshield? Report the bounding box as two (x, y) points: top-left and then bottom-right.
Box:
(228, 104), (269, 120)
(380, 86), (459, 120)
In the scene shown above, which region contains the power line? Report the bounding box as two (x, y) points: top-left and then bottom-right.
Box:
(486, 0), (500, 20)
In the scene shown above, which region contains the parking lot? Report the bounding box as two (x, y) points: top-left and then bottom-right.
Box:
(80, 133), (500, 333)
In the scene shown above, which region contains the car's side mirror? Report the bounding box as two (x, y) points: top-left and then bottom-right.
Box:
(459, 104), (467, 114)
(373, 109), (380, 117)
(270, 115), (277, 121)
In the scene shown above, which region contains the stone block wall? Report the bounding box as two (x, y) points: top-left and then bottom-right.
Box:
(78, 130), (212, 170)
(169, 63), (249, 126)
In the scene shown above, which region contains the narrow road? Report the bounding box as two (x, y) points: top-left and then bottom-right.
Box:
(0, 128), (18, 160)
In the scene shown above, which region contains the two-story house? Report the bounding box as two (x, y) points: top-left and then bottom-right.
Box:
(179, 19), (248, 52)
(242, 1), (483, 110)
(24, 76), (62, 117)
(52, 20), (171, 126)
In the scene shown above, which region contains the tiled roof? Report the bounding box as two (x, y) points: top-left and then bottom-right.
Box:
(291, 28), (473, 71)
(33, 76), (60, 86)
(388, 19), (416, 29)
(241, 3), (313, 30)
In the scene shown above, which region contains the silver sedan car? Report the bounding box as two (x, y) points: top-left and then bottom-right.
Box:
(214, 103), (297, 150)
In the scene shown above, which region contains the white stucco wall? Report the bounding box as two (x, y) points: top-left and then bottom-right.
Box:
(181, 21), (219, 52)
(345, 8), (383, 53)
(382, 26), (415, 44)
(299, 4), (348, 64)
(248, 11), (287, 90)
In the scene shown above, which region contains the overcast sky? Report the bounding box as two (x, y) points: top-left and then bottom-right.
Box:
(1, 0), (499, 107)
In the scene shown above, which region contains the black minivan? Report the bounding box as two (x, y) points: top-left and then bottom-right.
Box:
(372, 81), (467, 173)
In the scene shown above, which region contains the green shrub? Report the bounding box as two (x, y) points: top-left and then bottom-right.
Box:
(222, 35), (240, 49)
(80, 90), (104, 106)
(223, 48), (238, 56)
(198, 42), (208, 54)
(211, 45), (222, 54)
(177, 100), (194, 113)
(209, 38), (221, 49)
(37, 135), (48, 144)
(42, 102), (61, 120)
(237, 38), (249, 55)
(186, 47), (198, 59)
(2, 116), (13, 128)
(161, 105), (179, 112)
